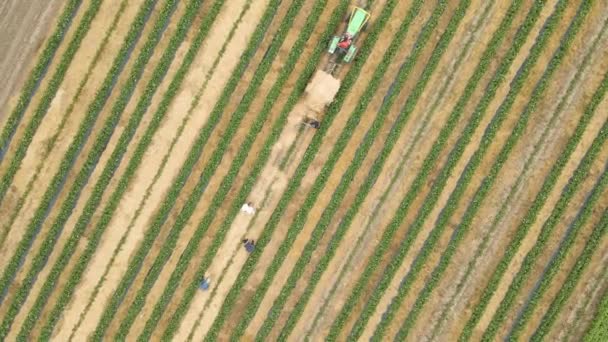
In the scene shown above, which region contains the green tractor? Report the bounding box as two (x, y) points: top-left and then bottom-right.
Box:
(328, 6), (371, 63)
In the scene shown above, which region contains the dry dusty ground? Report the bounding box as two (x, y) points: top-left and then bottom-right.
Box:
(1, 0), (608, 340)
(0, 0), (64, 121)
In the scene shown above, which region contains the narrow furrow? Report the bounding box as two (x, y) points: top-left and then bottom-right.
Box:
(0, 0), (82, 162)
(88, 0), (290, 339)
(201, 1), (403, 340)
(0, 0), (162, 321)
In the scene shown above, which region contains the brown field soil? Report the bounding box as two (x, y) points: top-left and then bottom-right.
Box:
(441, 9), (608, 342)
(120, 0), (308, 338)
(259, 0), (500, 340)
(2, 0), (608, 340)
(164, 1), (347, 339)
(1, 0), (148, 338)
(550, 245), (608, 341)
(414, 4), (608, 340)
(47, 0), (269, 339)
(0, 0), (64, 121)
(0, 0), (169, 266)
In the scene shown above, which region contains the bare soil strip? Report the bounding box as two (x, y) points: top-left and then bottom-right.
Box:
(117, 0), (303, 339)
(0, 0), (72, 125)
(552, 249), (608, 341)
(415, 8), (608, 340)
(0, 0), (166, 267)
(49, 1), (269, 339)
(302, 0), (540, 338)
(313, 0), (558, 339)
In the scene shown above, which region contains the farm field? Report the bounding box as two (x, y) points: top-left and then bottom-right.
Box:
(0, 0), (607, 340)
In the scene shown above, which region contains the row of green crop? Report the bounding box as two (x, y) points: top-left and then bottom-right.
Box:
(64, 0), (244, 338)
(184, 184), (273, 341)
(156, 2), (353, 339)
(389, 2), (592, 340)
(563, 261), (608, 341)
(257, 0), (470, 339)
(385, 1), (584, 340)
(0, 0), (82, 161)
(110, 0), (309, 338)
(11, 0), (211, 339)
(526, 172), (608, 341)
(458, 6), (598, 341)
(583, 273), (608, 342)
(199, 1), (401, 340)
(489, 104), (608, 340)
(278, 124), (306, 170)
(0, 0), (129, 248)
(134, 0), (342, 339)
(0, 0), (162, 332)
(87, 0), (285, 338)
(282, 0), (497, 339)
(428, 16), (608, 338)
(302, 1), (494, 329)
(507, 87), (608, 340)
(324, 0), (544, 338)
(0, 0), (103, 204)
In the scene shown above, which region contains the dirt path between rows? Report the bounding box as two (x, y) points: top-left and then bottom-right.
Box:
(119, 0), (299, 338)
(163, 2), (347, 339)
(440, 8), (607, 340)
(514, 186), (608, 341)
(0, 0), (170, 270)
(50, 0), (269, 340)
(416, 5), (608, 340)
(0, 0), (64, 121)
(173, 0), (404, 338)
(551, 247), (608, 341)
(346, 1), (505, 340)
(0, 0), (150, 337)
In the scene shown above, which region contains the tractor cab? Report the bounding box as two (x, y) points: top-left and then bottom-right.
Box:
(328, 7), (370, 63)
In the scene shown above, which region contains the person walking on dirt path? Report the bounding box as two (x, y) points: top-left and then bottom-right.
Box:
(242, 239), (255, 253)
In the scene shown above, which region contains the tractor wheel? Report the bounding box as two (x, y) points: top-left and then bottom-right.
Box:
(344, 13), (350, 23)
(362, 22), (369, 31)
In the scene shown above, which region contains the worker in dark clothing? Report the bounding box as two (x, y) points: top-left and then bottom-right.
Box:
(303, 117), (320, 129)
(242, 239), (255, 253)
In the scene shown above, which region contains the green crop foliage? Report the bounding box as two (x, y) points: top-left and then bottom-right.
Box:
(255, 0), (474, 339)
(325, 0), (548, 339)
(0, 0), (129, 249)
(457, 5), (598, 340)
(508, 84), (608, 340)
(64, 1), (247, 338)
(200, 1), (402, 340)
(158, 1), (355, 339)
(0, 0), (163, 337)
(9, 0), (212, 339)
(583, 279), (608, 342)
(136, 0), (342, 338)
(529, 191), (608, 341)
(390, 2), (592, 340)
(87, 0), (287, 338)
(112, 0), (312, 338)
(301, 1), (514, 337)
(428, 17), (608, 339)
(0, 0), (103, 202)
(0, 0), (81, 160)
